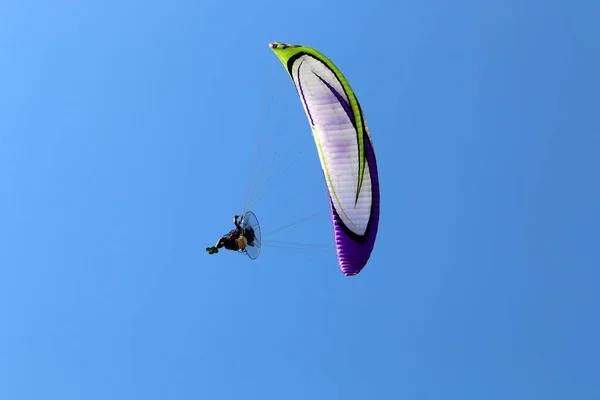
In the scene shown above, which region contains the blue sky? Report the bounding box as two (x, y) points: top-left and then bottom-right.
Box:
(1, 1), (599, 399)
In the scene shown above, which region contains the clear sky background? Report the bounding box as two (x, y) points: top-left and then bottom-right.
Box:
(1, 1), (599, 399)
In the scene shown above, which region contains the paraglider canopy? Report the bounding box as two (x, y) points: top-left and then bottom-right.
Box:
(269, 41), (380, 276)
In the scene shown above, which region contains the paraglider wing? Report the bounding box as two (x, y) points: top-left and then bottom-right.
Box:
(269, 42), (380, 276)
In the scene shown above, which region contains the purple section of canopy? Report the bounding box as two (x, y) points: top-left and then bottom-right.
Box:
(331, 134), (380, 276)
